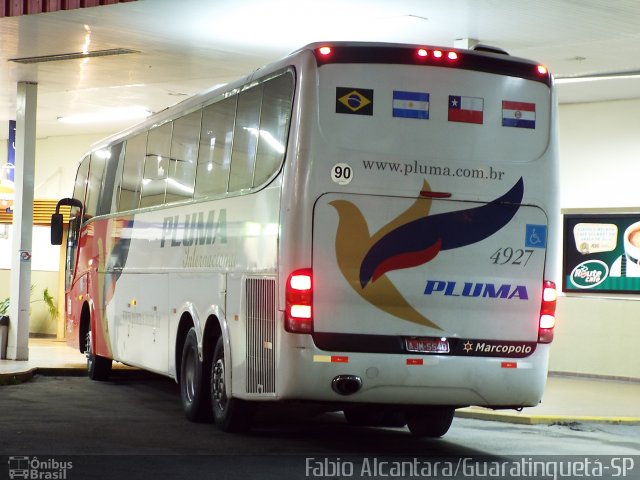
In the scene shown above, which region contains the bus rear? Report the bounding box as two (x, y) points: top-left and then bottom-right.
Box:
(279, 43), (558, 435)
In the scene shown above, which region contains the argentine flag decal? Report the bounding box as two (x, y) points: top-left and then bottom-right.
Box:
(393, 90), (429, 119)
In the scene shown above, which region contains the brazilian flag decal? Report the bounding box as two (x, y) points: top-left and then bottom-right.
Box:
(336, 87), (374, 115)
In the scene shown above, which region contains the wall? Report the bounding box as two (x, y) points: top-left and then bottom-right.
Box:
(558, 99), (640, 210)
(0, 132), (108, 335)
(551, 296), (638, 380)
(552, 99), (640, 379)
(0, 269), (60, 335)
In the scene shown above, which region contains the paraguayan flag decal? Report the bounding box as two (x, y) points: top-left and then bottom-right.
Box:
(502, 100), (536, 129)
(392, 90), (429, 119)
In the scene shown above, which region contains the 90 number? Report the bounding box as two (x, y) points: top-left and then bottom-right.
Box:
(331, 163), (353, 185)
(490, 247), (534, 266)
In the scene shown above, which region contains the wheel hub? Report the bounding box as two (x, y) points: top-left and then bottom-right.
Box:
(212, 359), (226, 411)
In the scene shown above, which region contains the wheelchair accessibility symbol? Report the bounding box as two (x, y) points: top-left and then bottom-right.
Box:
(525, 224), (547, 249)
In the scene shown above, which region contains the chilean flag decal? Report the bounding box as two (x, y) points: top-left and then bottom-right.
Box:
(448, 95), (483, 124)
(502, 100), (536, 129)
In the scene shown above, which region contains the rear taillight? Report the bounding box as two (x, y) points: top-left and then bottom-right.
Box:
(285, 268), (313, 333)
(538, 280), (557, 343)
(415, 47), (459, 62)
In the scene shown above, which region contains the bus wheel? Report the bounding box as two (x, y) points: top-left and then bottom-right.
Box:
(85, 330), (112, 381)
(179, 328), (212, 422)
(210, 337), (254, 433)
(406, 406), (455, 437)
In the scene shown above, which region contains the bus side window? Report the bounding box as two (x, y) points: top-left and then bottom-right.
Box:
(141, 122), (173, 208)
(85, 151), (107, 220)
(72, 156), (90, 221)
(194, 96), (236, 198)
(118, 132), (147, 212)
(97, 142), (125, 216)
(64, 158), (89, 289)
(253, 73), (294, 187)
(228, 84), (262, 192)
(167, 110), (201, 203)
(64, 217), (80, 290)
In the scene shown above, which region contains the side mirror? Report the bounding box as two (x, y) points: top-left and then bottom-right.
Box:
(51, 213), (64, 245)
(51, 197), (83, 246)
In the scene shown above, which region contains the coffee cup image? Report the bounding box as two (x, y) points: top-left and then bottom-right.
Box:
(608, 221), (640, 277)
(629, 229), (640, 248)
(614, 221), (640, 276)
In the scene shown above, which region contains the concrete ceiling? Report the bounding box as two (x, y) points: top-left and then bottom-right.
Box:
(1, 0), (640, 139)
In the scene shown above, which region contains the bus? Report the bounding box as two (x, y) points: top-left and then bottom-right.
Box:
(51, 41), (559, 437)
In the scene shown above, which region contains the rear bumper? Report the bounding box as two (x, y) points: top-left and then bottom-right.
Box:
(274, 334), (550, 407)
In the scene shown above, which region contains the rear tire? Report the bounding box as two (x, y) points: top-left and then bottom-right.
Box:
(406, 406), (455, 437)
(85, 330), (112, 381)
(180, 328), (212, 422)
(210, 337), (254, 432)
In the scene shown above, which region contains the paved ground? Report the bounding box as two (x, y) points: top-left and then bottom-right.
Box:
(0, 372), (638, 480)
(3, 338), (640, 425)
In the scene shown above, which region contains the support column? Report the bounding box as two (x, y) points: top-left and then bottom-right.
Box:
(7, 82), (37, 360)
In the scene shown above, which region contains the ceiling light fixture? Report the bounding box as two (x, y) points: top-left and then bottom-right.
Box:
(9, 48), (139, 64)
(555, 70), (640, 84)
(404, 14), (429, 21)
(57, 106), (152, 124)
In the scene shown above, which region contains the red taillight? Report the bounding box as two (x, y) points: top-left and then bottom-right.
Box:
(318, 46), (332, 56)
(417, 48), (458, 62)
(537, 64), (548, 75)
(538, 280), (557, 343)
(285, 268), (313, 333)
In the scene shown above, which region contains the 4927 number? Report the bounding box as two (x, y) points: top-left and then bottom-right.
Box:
(490, 248), (534, 266)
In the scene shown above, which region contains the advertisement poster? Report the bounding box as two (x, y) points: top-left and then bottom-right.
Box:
(563, 213), (640, 293)
(8, 120), (15, 182)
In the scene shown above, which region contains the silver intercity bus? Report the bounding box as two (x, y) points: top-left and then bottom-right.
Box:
(52, 41), (559, 437)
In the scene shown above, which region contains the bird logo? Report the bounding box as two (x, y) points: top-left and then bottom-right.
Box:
(330, 177), (524, 330)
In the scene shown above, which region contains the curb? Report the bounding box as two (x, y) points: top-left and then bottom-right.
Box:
(456, 408), (640, 426)
(0, 365), (160, 385)
(0, 368), (37, 386)
(0, 367), (87, 385)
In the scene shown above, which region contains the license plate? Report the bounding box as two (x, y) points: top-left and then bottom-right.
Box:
(405, 337), (450, 354)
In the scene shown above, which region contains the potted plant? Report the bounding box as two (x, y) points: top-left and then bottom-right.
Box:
(42, 287), (59, 323)
(0, 295), (8, 319)
(0, 296), (8, 359)
(0, 285), (57, 326)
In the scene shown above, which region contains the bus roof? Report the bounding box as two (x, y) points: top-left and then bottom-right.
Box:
(298, 41), (550, 87)
(85, 41), (551, 157)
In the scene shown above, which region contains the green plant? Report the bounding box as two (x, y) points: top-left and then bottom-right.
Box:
(0, 285), (56, 319)
(43, 287), (59, 322)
